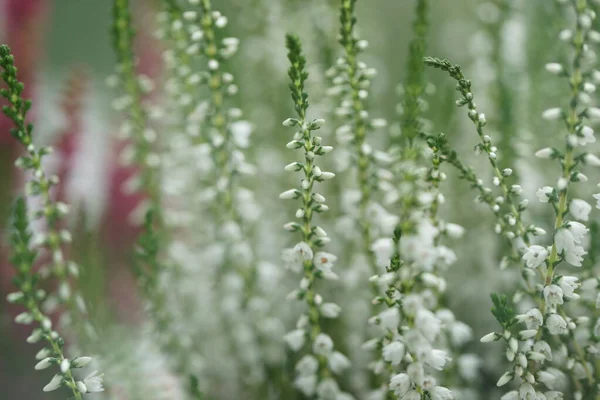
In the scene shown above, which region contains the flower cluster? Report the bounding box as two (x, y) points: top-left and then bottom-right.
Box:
(1, 44), (103, 398)
(280, 34), (352, 399)
(359, 2), (477, 398)
(326, 0), (390, 279)
(159, 0), (277, 394)
(426, 1), (600, 398)
(6, 0), (600, 398)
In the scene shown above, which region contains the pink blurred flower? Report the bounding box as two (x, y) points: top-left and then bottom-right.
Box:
(0, 0), (50, 297)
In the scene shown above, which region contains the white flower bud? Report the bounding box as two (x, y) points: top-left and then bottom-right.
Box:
(320, 172), (335, 180)
(72, 357), (93, 368)
(43, 375), (63, 392)
(312, 193), (326, 203)
(587, 107), (600, 120)
(584, 153), (600, 166)
(285, 162), (300, 172)
(283, 118), (296, 127)
(559, 29), (573, 41)
(208, 59), (219, 70)
(35, 358), (55, 370)
(480, 332), (498, 342)
(496, 371), (513, 387)
(542, 108), (563, 120)
(76, 381), (88, 393)
(279, 189), (298, 199)
(535, 147), (554, 158)
(60, 359), (71, 373)
(6, 292), (24, 303)
(545, 63), (563, 74)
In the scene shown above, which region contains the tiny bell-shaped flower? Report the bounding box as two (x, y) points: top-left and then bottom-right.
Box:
(480, 332), (500, 342)
(584, 153), (600, 166)
(279, 189), (298, 200)
(43, 374), (63, 392)
(542, 108), (563, 120)
(535, 147), (554, 159)
(545, 62), (564, 74)
(81, 371), (104, 393)
(35, 357), (55, 370)
(496, 371), (514, 387)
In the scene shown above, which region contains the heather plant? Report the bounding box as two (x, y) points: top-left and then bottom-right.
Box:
(3, 0), (600, 399)
(1, 44), (103, 398)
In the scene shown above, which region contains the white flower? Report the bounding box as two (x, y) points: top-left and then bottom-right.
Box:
(389, 373), (411, 397)
(555, 228), (585, 266)
(35, 357), (54, 370)
(76, 381), (87, 393)
(279, 189), (298, 199)
(371, 238), (394, 268)
(458, 354), (481, 382)
(480, 332), (498, 342)
(43, 374), (63, 392)
(501, 391), (519, 400)
(328, 351), (351, 374)
(294, 374), (317, 396)
(430, 386), (454, 400)
(425, 349), (450, 370)
(81, 371), (104, 393)
(71, 357), (93, 368)
(445, 223), (465, 238)
(378, 307), (400, 330)
(382, 341), (405, 365)
(517, 308), (543, 330)
(588, 107), (600, 119)
(545, 63), (563, 74)
(282, 248), (303, 273)
(542, 108), (562, 120)
(543, 285), (564, 308)
(313, 333), (334, 355)
(415, 309), (442, 342)
(584, 153), (600, 166)
(567, 221), (589, 243)
(546, 313), (568, 335)
(533, 340), (553, 361)
(519, 382), (536, 400)
(579, 126), (596, 146)
(230, 121), (252, 148)
(535, 148), (554, 158)
(284, 329), (306, 351)
(519, 329), (538, 339)
(570, 199), (592, 221)
(296, 355), (319, 376)
(450, 321), (473, 347)
(407, 362), (425, 387)
(558, 276), (580, 300)
(496, 371), (513, 387)
(536, 186), (553, 202)
(314, 252), (337, 272)
(537, 370), (557, 390)
(60, 358), (70, 373)
(294, 242), (313, 260)
(564, 244), (586, 267)
(316, 378), (340, 399)
(6, 291), (23, 303)
(594, 193), (600, 209)
(522, 245), (548, 268)
(405, 391), (421, 400)
(321, 303), (342, 318)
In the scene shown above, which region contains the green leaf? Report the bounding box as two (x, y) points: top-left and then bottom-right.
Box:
(490, 293), (516, 329)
